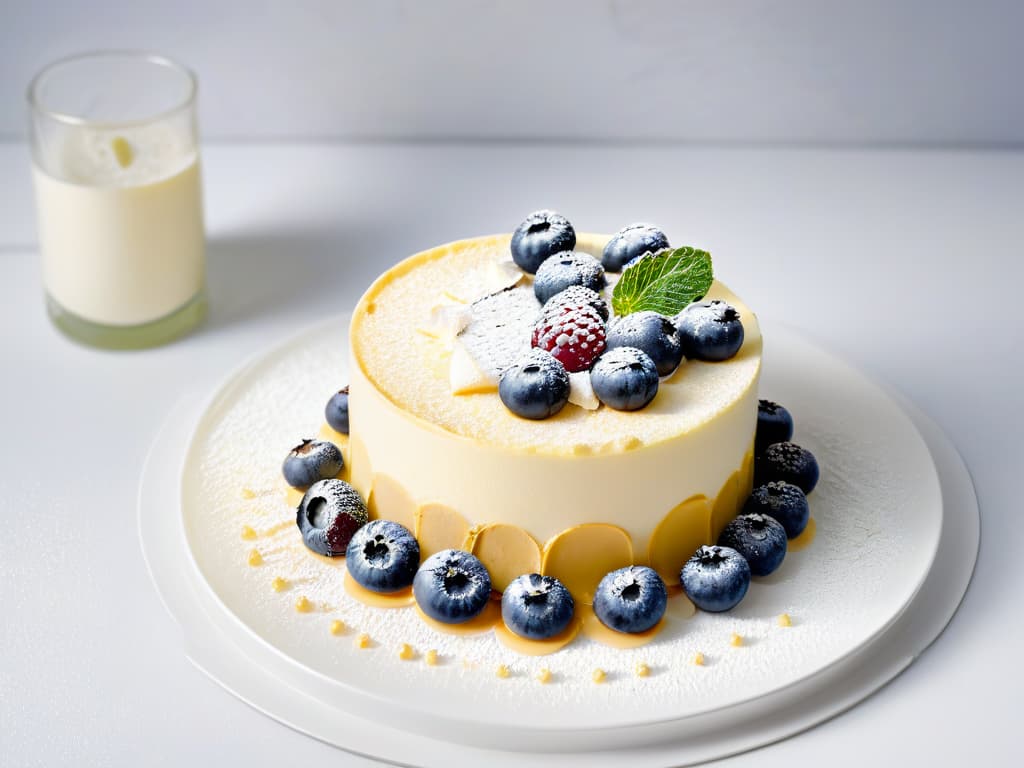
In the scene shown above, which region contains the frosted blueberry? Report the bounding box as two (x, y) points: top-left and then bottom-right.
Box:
(675, 300), (744, 361)
(602, 223), (670, 272)
(413, 549), (492, 624)
(743, 480), (811, 538)
(533, 251), (606, 304)
(325, 387), (350, 435)
(718, 513), (788, 576)
(498, 348), (571, 419)
(296, 479), (368, 557)
(756, 442), (820, 494)
(511, 210), (576, 274)
(590, 346), (659, 411)
(606, 311), (683, 377)
(756, 399), (794, 453)
(346, 520), (420, 593)
(680, 545), (751, 612)
(282, 439), (344, 489)
(501, 574), (575, 640)
(593, 566), (668, 634)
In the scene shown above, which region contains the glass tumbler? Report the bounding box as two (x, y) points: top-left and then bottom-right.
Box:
(28, 51), (206, 349)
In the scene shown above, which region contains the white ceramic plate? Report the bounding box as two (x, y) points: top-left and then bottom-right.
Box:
(139, 318), (973, 762)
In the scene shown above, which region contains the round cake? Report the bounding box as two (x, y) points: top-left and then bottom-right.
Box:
(347, 233), (762, 600)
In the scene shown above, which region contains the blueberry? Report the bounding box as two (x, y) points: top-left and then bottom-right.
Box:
(593, 566), (668, 634)
(413, 549), (492, 624)
(345, 520), (420, 593)
(742, 481), (810, 538)
(325, 386), (350, 434)
(680, 545), (751, 612)
(511, 210), (577, 274)
(756, 442), (820, 494)
(756, 399), (793, 453)
(282, 439), (344, 489)
(296, 479), (368, 557)
(533, 251), (606, 304)
(675, 300), (745, 361)
(544, 285), (609, 321)
(718, 513), (788, 576)
(501, 574), (575, 640)
(498, 348), (570, 419)
(590, 346), (659, 411)
(606, 311), (683, 377)
(602, 223), (670, 272)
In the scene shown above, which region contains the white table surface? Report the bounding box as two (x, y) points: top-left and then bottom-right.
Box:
(1, 140), (1020, 766)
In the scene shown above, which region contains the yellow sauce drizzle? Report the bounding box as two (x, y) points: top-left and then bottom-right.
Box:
(247, 549), (263, 566)
(579, 605), (664, 649)
(241, 487), (257, 499)
(414, 600), (501, 636)
(263, 521), (293, 537)
(295, 596), (312, 613)
(494, 617), (580, 656)
(424, 649), (439, 666)
(398, 643), (416, 660)
(271, 577), (289, 592)
(343, 571), (416, 608)
(355, 633), (371, 648)
(788, 517), (817, 552)
(285, 486), (304, 508)
(240, 525), (257, 540)
(330, 619), (346, 635)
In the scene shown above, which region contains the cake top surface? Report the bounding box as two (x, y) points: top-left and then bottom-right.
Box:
(350, 233), (761, 455)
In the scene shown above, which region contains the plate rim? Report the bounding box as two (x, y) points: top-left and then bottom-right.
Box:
(157, 314), (946, 741)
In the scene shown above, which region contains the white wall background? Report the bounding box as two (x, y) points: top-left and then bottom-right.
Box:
(3, 0), (1023, 145)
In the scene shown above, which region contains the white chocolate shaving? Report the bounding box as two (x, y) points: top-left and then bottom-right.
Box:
(569, 371), (600, 410)
(455, 286), (540, 384)
(449, 339), (497, 394)
(418, 300), (472, 341)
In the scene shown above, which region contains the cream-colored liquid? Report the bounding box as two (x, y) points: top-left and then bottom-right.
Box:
(33, 131), (205, 327)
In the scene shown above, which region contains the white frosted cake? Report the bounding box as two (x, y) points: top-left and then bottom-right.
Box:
(346, 232), (762, 601)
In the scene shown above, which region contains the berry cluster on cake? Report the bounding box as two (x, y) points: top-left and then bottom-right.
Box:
(280, 211), (821, 651)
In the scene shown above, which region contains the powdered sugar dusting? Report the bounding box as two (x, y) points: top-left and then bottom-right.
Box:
(183, 322), (940, 725)
(353, 234), (762, 454)
(456, 287), (539, 379)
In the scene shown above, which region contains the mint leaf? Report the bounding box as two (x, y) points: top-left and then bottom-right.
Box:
(611, 247), (714, 317)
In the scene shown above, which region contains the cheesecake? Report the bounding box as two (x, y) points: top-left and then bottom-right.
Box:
(348, 233), (762, 601)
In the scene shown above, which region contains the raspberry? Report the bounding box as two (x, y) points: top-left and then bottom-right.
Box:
(531, 303), (606, 373)
(543, 284), (609, 321)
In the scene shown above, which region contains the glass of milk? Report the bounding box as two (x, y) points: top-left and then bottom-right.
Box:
(28, 52), (206, 348)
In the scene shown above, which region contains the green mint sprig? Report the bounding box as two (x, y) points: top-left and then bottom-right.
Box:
(611, 247), (713, 317)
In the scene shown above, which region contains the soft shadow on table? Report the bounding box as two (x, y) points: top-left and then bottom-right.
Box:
(201, 228), (380, 334)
